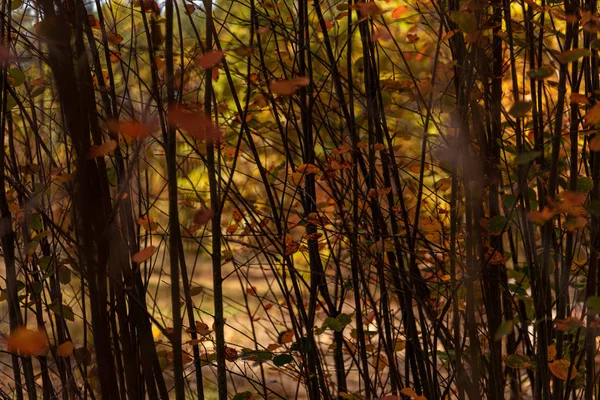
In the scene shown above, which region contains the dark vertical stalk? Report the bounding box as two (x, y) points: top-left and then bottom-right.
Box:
(164, 0), (185, 397)
(202, 0), (227, 397)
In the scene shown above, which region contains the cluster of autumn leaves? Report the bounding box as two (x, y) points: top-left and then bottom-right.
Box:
(527, 191), (588, 231)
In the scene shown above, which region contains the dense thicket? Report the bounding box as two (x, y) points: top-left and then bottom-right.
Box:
(1, 0), (600, 398)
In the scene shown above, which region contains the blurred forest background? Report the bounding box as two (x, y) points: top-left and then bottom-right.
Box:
(1, 0), (600, 398)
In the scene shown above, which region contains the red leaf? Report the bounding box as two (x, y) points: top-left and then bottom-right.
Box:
(193, 208), (213, 225)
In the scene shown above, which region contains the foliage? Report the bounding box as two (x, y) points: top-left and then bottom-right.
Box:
(1, 0), (600, 398)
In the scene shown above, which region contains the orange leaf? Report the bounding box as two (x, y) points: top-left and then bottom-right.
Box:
(155, 55), (166, 70)
(56, 341), (74, 357)
(270, 81), (297, 96)
(6, 326), (48, 356)
(88, 15), (101, 29)
(278, 329), (294, 344)
(527, 206), (555, 225)
(195, 321), (211, 335)
(355, 2), (382, 17)
(138, 215), (158, 231)
(132, 246), (156, 263)
(296, 163), (320, 175)
(270, 77), (310, 95)
(392, 5), (408, 19)
(107, 32), (123, 45)
(168, 106), (221, 142)
(571, 92), (589, 105)
(591, 136), (600, 151)
(397, 388), (426, 400)
(289, 77), (310, 87)
(373, 31), (392, 41)
(584, 102), (600, 126)
(109, 50), (121, 63)
(555, 317), (583, 332)
(116, 119), (158, 140)
(87, 140), (117, 159)
(317, 20), (333, 31)
(549, 359), (578, 380)
(181, 351), (193, 364)
(196, 50), (224, 69)
(548, 345), (557, 361)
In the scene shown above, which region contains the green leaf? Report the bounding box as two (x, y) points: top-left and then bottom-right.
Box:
(10, 0), (22, 10)
(58, 266), (71, 285)
(586, 296), (600, 314)
(514, 151), (541, 165)
(268, 161), (285, 184)
(323, 313), (353, 333)
(232, 392), (255, 400)
(49, 303), (75, 321)
(8, 68), (25, 86)
(509, 101), (532, 118)
(577, 176), (593, 193)
(558, 48), (591, 64)
(587, 199), (600, 215)
(240, 350), (272, 363)
(502, 194), (518, 209)
(106, 167), (118, 186)
(28, 214), (43, 231)
(31, 86), (46, 98)
(5, 94), (17, 110)
(528, 66), (554, 80)
(273, 353), (294, 366)
(487, 215), (508, 235)
(450, 11), (477, 33)
(189, 286), (203, 296)
(31, 281), (43, 294)
(290, 337), (311, 352)
(324, 317), (343, 332)
(494, 319), (514, 340)
(337, 313), (353, 327)
(504, 354), (531, 369)
(37, 256), (54, 272)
